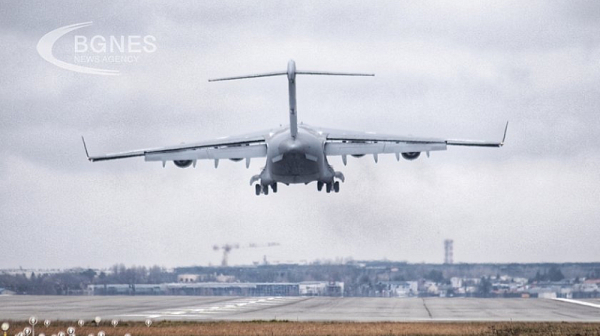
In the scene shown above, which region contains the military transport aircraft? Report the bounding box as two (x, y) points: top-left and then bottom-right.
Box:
(83, 60), (508, 195)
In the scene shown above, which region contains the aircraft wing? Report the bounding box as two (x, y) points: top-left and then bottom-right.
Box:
(82, 129), (272, 167)
(319, 122), (508, 159)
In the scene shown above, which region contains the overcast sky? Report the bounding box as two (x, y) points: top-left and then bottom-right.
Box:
(1, 1), (599, 269)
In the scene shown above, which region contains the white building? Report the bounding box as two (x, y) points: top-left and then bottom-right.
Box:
(177, 274), (201, 283)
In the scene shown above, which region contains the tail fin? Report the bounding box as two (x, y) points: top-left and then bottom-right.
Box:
(209, 60), (374, 138)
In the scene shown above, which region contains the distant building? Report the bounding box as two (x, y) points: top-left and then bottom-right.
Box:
(215, 274), (236, 283)
(178, 274), (201, 283)
(534, 290), (557, 299)
(450, 277), (462, 289)
(377, 281), (418, 297)
(87, 284), (163, 295)
(87, 281), (343, 297)
(0, 287), (16, 295)
(300, 281), (327, 296)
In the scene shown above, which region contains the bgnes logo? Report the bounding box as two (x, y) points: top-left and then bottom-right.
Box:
(37, 22), (156, 76)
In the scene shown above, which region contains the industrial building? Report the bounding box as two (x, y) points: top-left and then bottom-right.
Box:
(87, 281), (344, 296)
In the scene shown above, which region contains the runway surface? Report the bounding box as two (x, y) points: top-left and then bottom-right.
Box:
(1, 296), (599, 322)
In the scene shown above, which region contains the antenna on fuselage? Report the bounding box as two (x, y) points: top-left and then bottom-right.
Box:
(209, 60), (374, 139)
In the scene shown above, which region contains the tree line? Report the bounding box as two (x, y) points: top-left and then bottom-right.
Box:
(0, 265), (175, 295)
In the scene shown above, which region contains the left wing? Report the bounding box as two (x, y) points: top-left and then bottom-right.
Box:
(82, 129), (275, 168)
(318, 122), (508, 162)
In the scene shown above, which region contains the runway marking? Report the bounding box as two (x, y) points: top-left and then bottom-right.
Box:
(119, 297), (304, 319)
(553, 298), (600, 309)
(422, 298), (432, 318)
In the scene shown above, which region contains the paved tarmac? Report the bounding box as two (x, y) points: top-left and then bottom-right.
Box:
(1, 296), (599, 322)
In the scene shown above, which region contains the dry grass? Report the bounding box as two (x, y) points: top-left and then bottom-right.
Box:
(4, 321), (600, 336)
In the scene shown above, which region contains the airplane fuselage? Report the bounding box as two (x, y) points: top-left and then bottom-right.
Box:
(258, 125), (336, 185)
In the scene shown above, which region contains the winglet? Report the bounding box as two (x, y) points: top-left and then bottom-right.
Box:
(501, 121), (509, 146)
(446, 121), (509, 148)
(81, 136), (91, 161)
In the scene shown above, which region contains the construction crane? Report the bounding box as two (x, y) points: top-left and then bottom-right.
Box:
(213, 242), (280, 266)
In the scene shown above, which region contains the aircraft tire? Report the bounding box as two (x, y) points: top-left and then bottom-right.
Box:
(255, 184), (261, 196)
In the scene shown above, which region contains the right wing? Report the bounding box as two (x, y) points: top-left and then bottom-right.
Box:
(82, 129), (276, 167)
(316, 122), (508, 160)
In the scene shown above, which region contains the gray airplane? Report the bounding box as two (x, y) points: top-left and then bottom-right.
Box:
(83, 60), (507, 195)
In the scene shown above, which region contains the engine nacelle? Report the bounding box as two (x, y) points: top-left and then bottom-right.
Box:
(174, 160), (193, 168)
(401, 152), (420, 160)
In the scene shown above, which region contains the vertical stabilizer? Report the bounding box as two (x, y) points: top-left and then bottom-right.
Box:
(287, 60), (298, 139)
(209, 60), (373, 140)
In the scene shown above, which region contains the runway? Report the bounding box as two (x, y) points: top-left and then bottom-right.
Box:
(1, 296), (599, 322)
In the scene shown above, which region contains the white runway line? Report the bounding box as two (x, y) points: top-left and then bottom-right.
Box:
(118, 297), (305, 319)
(553, 298), (600, 309)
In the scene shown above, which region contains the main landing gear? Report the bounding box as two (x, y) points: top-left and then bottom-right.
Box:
(317, 181), (340, 193)
(255, 183), (277, 196)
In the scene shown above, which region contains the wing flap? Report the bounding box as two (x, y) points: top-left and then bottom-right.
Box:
(145, 144), (267, 162)
(446, 139), (503, 147)
(325, 142), (447, 156)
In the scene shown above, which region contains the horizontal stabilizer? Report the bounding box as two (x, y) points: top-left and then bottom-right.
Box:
(209, 60), (375, 83)
(208, 72), (286, 82)
(296, 71), (374, 77)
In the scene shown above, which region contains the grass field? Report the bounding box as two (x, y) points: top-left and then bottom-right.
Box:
(4, 321), (600, 336)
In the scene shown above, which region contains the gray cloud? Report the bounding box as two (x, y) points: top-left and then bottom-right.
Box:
(1, 1), (599, 268)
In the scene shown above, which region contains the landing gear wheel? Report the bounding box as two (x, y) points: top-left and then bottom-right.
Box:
(326, 182), (332, 193)
(317, 181), (324, 191)
(255, 184), (261, 196)
(271, 183), (278, 193)
(263, 186), (269, 195)
(333, 181), (340, 193)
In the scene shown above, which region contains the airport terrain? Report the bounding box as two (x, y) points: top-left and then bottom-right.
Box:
(1, 296), (600, 322)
